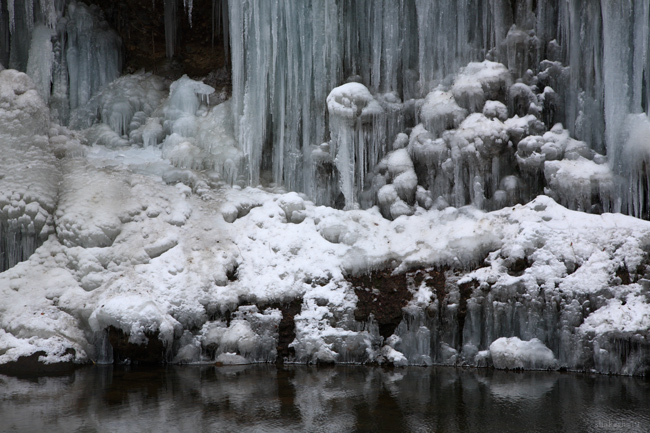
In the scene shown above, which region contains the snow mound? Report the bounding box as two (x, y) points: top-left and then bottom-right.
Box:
(452, 61), (511, 112)
(0, 69), (50, 138)
(490, 337), (557, 370)
(420, 90), (467, 136)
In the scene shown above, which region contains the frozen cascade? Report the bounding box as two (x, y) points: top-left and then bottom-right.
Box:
(1, 0), (122, 124)
(1, 0), (650, 376)
(228, 0), (650, 219)
(69, 72), (168, 139)
(228, 0), (494, 200)
(26, 24), (54, 104)
(600, 1), (650, 218)
(66, 1), (121, 113)
(622, 114), (650, 219)
(3, 0), (649, 217)
(228, 0), (340, 190)
(327, 83), (384, 210)
(166, 74), (215, 120)
(157, 75), (243, 182)
(0, 69), (60, 272)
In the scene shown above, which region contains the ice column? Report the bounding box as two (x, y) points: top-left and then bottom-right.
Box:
(26, 24), (54, 104)
(327, 83), (384, 210)
(66, 1), (122, 112)
(600, 0), (650, 217)
(228, 0), (340, 190)
(164, 0), (177, 58)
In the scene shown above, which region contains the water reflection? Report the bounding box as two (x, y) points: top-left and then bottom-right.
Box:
(0, 365), (648, 432)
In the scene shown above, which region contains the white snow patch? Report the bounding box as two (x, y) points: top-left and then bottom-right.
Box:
(489, 337), (557, 370)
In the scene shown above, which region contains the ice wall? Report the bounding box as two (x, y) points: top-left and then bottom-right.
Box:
(229, 0), (650, 218)
(228, 0), (341, 191)
(4, 0), (649, 218)
(227, 0), (508, 201)
(1, 0), (122, 124)
(65, 2), (121, 116)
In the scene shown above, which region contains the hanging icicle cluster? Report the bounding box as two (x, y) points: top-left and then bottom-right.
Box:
(229, 0), (650, 218)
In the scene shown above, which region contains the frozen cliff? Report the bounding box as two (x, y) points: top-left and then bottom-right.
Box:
(0, 0), (649, 375)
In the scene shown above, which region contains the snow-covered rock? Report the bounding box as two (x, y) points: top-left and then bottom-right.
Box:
(489, 337), (558, 370)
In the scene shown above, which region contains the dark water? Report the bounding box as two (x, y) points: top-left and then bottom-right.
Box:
(0, 365), (649, 433)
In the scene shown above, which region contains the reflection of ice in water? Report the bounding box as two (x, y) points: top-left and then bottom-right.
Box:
(1, 366), (649, 432)
(292, 367), (363, 432)
(480, 371), (558, 401)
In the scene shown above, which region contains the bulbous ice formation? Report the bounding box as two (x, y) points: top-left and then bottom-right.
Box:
(327, 82), (384, 210)
(0, 69), (58, 272)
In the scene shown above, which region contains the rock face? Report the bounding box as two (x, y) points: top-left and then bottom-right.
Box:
(349, 269), (416, 340)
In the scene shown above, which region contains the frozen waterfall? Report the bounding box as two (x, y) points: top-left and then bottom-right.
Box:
(1, 0), (650, 376)
(228, 0), (650, 218)
(3, 0), (649, 217)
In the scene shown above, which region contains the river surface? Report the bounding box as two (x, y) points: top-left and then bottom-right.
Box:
(0, 365), (648, 432)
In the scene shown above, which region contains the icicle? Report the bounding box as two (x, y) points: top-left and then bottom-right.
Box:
(183, 0), (193, 27)
(7, 0), (14, 33)
(24, 0), (34, 32)
(164, 0), (177, 58)
(39, 0), (58, 29)
(26, 25), (55, 104)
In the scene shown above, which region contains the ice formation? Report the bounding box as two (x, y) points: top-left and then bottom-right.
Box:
(226, 0), (650, 219)
(1, 0), (650, 375)
(3, 0), (649, 217)
(489, 337), (557, 370)
(0, 69), (59, 273)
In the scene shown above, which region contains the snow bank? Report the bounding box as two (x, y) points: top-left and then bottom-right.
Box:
(490, 337), (557, 370)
